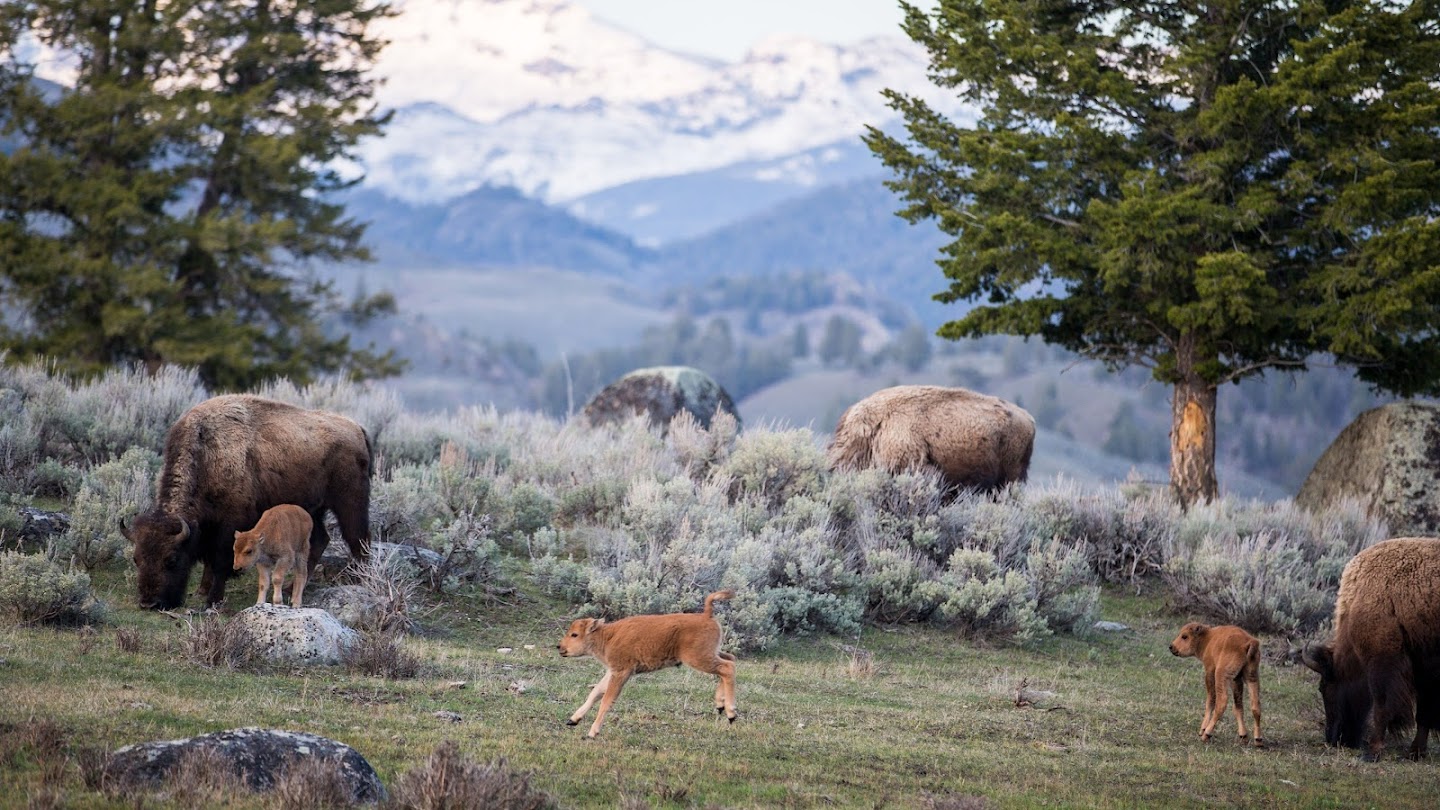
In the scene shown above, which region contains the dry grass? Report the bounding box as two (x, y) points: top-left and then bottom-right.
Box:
(182, 612), (256, 670)
(386, 741), (554, 810)
(267, 756), (357, 810)
(2, 578), (1439, 809)
(113, 626), (142, 654)
(342, 627), (423, 679)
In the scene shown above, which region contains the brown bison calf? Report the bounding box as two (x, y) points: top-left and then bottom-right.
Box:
(1169, 622), (1264, 747)
(233, 505), (313, 608)
(558, 590), (738, 738)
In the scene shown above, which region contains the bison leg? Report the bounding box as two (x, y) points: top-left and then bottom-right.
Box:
(568, 672), (610, 727)
(1202, 666), (1233, 741)
(717, 656), (738, 723)
(1409, 726), (1430, 761)
(201, 560), (230, 607)
(1200, 667), (1218, 739)
(290, 562), (308, 609)
(307, 513), (331, 570)
(271, 557), (290, 606)
(587, 669), (631, 739)
(254, 563), (270, 606)
(331, 500), (372, 562)
(1229, 673), (1248, 740)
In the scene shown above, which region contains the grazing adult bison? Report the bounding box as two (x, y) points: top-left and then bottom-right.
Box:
(827, 385), (1035, 497)
(1302, 537), (1440, 761)
(122, 395), (373, 610)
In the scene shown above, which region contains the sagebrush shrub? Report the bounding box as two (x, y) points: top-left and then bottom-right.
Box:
(51, 447), (160, 571)
(426, 510), (502, 590)
(0, 552), (107, 626)
(716, 428), (827, 509)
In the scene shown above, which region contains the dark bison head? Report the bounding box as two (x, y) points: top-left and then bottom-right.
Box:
(1302, 643), (1369, 749)
(121, 512), (196, 610)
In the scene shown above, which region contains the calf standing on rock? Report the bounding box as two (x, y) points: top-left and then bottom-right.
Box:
(233, 505), (313, 608)
(1169, 622), (1264, 747)
(559, 590), (738, 739)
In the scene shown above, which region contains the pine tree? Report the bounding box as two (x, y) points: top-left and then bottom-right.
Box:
(0, 0), (401, 389)
(868, 0), (1440, 506)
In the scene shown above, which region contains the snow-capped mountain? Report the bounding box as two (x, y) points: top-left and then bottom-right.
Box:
(362, 0), (971, 205)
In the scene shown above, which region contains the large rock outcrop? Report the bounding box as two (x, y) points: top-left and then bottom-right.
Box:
(581, 366), (741, 433)
(1295, 401), (1440, 535)
(106, 727), (385, 803)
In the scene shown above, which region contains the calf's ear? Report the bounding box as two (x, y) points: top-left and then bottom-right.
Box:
(587, 618), (606, 633)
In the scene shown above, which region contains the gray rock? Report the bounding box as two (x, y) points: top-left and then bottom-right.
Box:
(1093, 621), (1129, 632)
(1295, 401), (1440, 535)
(314, 585), (388, 631)
(233, 604), (357, 666)
(315, 541), (442, 581)
(16, 506), (70, 548)
(582, 365), (741, 433)
(106, 727), (384, 803)
(373, 541), (444, 578)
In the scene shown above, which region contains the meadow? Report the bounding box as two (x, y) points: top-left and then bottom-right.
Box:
(0, 363), (1432, 808)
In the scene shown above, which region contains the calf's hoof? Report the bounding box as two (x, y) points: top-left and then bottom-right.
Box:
(565, 719), (579, 727)
(1253, 738), (1265, 749)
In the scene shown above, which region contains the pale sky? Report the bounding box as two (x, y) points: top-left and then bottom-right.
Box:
(577, 0), (912, 62)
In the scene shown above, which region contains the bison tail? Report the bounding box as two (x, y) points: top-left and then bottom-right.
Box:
(703, 589), (736, 616)
(362, 427), (376, 479)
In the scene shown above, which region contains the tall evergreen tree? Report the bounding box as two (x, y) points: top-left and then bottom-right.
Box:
(867, 0), (1440, 506)
(0, 0), (401, 389)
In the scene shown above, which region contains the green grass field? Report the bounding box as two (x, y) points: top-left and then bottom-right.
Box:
(1, 570), (1434, 809)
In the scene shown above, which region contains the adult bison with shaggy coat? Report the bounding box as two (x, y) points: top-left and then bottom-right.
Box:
(827, 385), (1035, 497)
(1303, 537), (1440, 761)
(122, 395), (374, 610)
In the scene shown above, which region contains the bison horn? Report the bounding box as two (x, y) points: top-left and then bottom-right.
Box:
(118, 516), (132, 541)
(1301, 643), (1329, 674)
(175, 520), (192, 542)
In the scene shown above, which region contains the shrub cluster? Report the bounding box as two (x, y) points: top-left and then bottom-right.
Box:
(0, 366), (1391, 650)
(0, 552), (108, 626)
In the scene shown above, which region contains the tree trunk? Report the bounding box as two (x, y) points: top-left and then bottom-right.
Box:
(1169, 375), (1218, 509)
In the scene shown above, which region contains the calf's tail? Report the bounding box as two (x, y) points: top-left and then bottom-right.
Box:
(703, 589), (736, 617)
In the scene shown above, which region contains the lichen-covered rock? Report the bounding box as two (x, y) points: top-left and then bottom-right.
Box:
(106, 727), (385, 803)
(232, 604), (357, 666)
(582, 365), (741, 433)
(1295, 401), (1440, 535)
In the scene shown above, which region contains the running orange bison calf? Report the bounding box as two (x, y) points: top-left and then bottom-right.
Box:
(558, 590), (738, 739)
(1169, 622), (1263, 747)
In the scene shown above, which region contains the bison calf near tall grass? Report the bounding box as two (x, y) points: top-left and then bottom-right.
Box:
(1169, 622), (1264, 747)
(558, 590), (738, 739)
